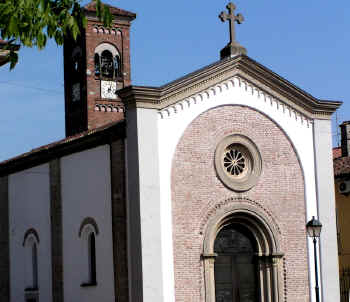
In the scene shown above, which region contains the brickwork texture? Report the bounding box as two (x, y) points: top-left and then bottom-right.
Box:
(171, 105), (309, 302)
(110, 139), (129, 302)
(85, 20), (131, 130)
(50, 159), (64, 302)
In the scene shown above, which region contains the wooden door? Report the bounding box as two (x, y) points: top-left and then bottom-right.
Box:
(214, 225), (257, 302)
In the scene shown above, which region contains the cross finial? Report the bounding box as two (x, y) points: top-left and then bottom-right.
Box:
(218, 3), (247, 59)
(219, 2), (244, 45)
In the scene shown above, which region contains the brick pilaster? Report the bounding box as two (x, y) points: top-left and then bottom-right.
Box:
(0, 176), (9, 302)
(110, 140), (129, 302)
(50, 159), (64, 302)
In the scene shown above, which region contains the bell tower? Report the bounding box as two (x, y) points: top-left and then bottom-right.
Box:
(63, 1), (136, 137)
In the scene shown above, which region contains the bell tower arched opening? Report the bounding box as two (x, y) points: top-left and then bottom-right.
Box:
(63, 1), (136, 137)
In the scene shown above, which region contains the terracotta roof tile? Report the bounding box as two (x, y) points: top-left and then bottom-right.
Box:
(84, 1), (136, 19)
(334, 156), (350, 177)
(0, 120), (124, 168)
(333, 147), (342, 159)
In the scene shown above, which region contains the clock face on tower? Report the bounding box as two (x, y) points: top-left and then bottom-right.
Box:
(101, 80), (117, 99)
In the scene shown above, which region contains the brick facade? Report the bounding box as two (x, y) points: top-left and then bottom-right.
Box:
(64, 4), (135, 137)
(50, 159), (64, 302)
(110, 139), (129, 302)
(171, 105), (309, 302)
(85, 20), (132, 131)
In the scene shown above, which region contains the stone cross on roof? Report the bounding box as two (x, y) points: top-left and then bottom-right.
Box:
(219, 3), (244, 46)
(219, 3), (247, 59)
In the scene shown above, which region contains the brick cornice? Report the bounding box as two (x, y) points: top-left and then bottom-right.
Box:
(119, 55), (341, 119)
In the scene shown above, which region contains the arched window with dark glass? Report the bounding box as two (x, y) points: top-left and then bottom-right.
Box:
(71, 46), (82, 83)
(23, 228), (40, 300)
(88, 232), (97, 284)
(32, 243), (38, 290)
(79, 217), (99, 287)
(94, 53), (100, 77)
(214, 224), (258, 302)
(114, 55), (121, 78)
(101, 50), (114, 78)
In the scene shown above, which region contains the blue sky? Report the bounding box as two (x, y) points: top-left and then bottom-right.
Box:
(0, 0), (349, 161)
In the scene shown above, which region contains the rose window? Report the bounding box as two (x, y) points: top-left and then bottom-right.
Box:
(224, 148), (246, 176)
(215, 135), (262, 191)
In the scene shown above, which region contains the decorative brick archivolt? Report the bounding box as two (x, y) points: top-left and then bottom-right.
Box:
(198, 197), (282, 237)
(202, 198), (282, 254)
(22, 228), (40, 246)
(95, 42), (120, 57)
(78, 217), (99, 238)
(158, 75), (313, 127)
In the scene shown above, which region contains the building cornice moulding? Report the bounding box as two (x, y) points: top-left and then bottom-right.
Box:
(119, 55), (341, 120)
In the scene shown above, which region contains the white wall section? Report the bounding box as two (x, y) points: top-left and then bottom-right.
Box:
(313, 119), (340, 302)
(126, 107), (164, 302)
(9, 164), (52, 302)
(61, 145), (115, 302)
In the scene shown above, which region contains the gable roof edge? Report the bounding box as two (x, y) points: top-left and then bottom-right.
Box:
(119, 55), (341, 119)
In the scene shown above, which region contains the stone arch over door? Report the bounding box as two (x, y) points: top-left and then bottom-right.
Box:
(203, 205), (283, 302)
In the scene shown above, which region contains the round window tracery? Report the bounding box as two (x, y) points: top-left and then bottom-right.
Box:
(215, 135), (262, 191)
(223, 145), (247, 176)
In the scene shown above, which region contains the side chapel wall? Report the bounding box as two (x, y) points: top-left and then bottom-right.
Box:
(8, 164), (52, 302)
(61, 145), (115, 302)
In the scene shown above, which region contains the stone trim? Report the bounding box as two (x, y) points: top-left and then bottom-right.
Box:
(92, 25), (124, 36)
(158, 75), (314, 127)
(214, 134), (262, 191)
(95, 103), (124, 113)
(202, 201), (284, 302)
(78, 217), (100, 237)
(110, 140), (129, 302)
(22, 228), (40, 246)
(50, 159), (64, 302)
(119, 55), (341, 119)
(198, 197), (282, 237)
(0, 176), (9, 302)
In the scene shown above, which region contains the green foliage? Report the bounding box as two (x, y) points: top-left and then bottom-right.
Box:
(0, 0), (112, 69)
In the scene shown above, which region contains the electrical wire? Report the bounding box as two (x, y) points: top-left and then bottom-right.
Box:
(0, 80), (63, 95)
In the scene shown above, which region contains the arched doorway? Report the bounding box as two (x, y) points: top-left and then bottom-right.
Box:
(203, 207), (283, 302)
(214, 224), (257, 302)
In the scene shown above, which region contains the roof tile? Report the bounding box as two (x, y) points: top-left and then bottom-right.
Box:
(334, 156), (350, 177)
(84, 1), (136, 19)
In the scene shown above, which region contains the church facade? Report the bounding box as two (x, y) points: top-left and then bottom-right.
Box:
(0, 2), (341, 302)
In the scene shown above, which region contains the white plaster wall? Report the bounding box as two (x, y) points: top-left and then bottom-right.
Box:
(126, 108), (164, 302)
(313, 119), (340, 301)
(61, 145), (115, 302)
(156, 76), (320, 302)
(9, 164), (52, 302)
